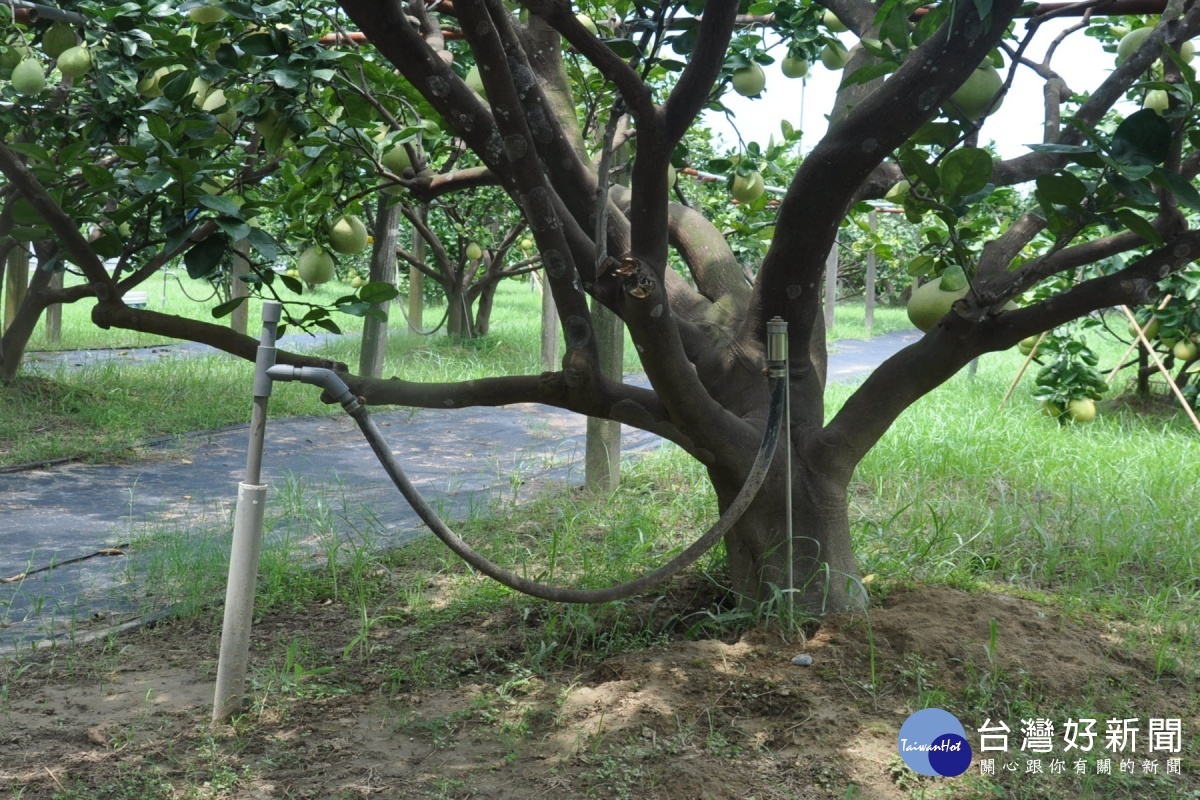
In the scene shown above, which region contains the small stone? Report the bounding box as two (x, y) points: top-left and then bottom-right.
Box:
(791, 654), (813, 667)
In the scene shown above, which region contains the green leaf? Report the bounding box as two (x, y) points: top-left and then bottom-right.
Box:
(358, 282), (401, 304)
(1035, 173), (1086, 206)
(212, 296), (248, 319)
(246, 228), (279, 261)
(241, 33), (279, 56)
(939, 147), (993, 200)
(1026, 143), (1096, 156)
(1110, 109), (1172, 167)
(1108, 174), (1159, 207)
(113, 145), (148, 163)
(602, 38), (640, 59)
(1149, 167), (1200, 213)
(197, 194), (242, 216)
(5, 143), (53, 163)
(184, 234), (227, 279)
(133, 170), (171, 193)
(314, 318), (343, 334)
(1111, 208), (1163, 246)
(215, 218), (252, 241)
(839, 62), (897, 89)
(81, 165), (118, 190)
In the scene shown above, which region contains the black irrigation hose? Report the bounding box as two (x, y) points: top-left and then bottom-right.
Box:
(346, 376), (786, 604)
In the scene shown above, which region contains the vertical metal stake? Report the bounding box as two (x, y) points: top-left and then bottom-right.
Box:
(212, 301), (281, 725)
(766, 318), (793, 625)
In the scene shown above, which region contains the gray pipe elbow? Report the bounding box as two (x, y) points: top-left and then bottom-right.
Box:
(265, 365), (357, 407)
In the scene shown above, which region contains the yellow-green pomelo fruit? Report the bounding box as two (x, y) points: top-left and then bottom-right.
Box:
(822, 9), (848, 32)
(1143, 89), (1170, 114)
(781, 56), (809, 78)
(1116, 27), (1153, 63)
(329, 215), (369, 255)
(906, 279), (968, 332)
(731, 171), (765, 203)
(949, 63), (1003, 119)
(56, 45), (91, 78)
(11, 58), (46, 95)
(41, 22), (76, 59)
(297, 245), (335, 284)
(731, 63), (766, 96)
(188, 4), (229, 24)
(1066, 398), (1097, 423)
(820, 41), (849, 70)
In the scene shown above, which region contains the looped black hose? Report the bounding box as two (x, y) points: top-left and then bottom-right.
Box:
(348, 376), (786, 604)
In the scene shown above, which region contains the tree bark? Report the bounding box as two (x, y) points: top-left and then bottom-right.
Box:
(473, 277), (499, 336)
(44, 271), (63, 344)
(539, 273), (558, 371)
(408, 204), (426, 334)
(230, 239), (250, 336)
(4, 246), (29, 332)
(0, 259), (54, 383)
(715, 430), (862, 613)
(585, 298), (624, 493)
(360, 201), (400, 378)
(446, 280), (473, 338)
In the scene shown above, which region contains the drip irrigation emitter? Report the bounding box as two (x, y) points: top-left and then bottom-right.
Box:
(212, 304), (790, 724)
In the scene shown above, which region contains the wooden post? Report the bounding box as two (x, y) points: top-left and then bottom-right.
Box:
(408, 204), (426, 334)
(865, 210), (877, 335)
(360, 201), (400, 378)
(585, 299), (623, 493)
(823, 239), (838, 331)
(230, 239), (250, 336)
(540, 274), (558, 371)
(44, 271), (64, 343)
(4, 247), (29, 332)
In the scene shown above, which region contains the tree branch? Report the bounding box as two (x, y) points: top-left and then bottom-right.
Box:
(662, 0), (739, 143)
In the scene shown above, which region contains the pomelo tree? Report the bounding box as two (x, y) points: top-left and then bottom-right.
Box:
(6, 0), (1200, 612)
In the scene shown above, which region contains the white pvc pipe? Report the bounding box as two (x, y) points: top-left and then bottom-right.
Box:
(211, 482), (268, 723)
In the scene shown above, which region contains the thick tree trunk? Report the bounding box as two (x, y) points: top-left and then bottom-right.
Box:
(4, 246), (29, 331)
(446, 283), (474, 338)
(0, 262), (55, 383)
(713, 448), (862, 614)
(43, 271), (63, 343)
(360, 202), (400, 378)
(472, 278), (498, 337)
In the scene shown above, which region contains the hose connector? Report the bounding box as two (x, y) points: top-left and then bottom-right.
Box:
(266, 365), (361, 411)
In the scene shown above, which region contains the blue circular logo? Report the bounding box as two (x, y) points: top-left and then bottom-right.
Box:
(897, 708), (973, 777)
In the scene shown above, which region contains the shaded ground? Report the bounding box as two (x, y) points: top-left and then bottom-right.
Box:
(2, 584), (1195, 799)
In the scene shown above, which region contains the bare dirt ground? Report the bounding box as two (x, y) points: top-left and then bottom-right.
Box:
(2, 584), (1196, 799)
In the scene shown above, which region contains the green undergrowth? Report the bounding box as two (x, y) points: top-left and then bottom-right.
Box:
(833, 347), (1200, 671)
(3, 339), (1198, 799)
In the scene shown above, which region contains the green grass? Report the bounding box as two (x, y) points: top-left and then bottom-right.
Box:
(831, 343), (1200, 667)
(826, 301), (913, 342)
